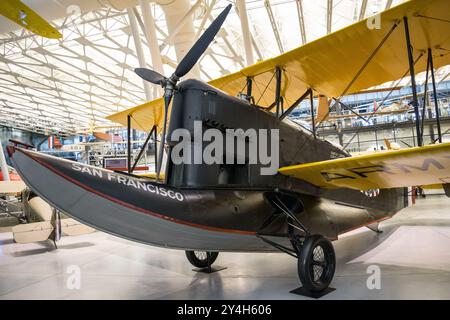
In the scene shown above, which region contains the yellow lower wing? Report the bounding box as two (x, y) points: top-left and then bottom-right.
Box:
(0, 0), (62, 39)
(279, 143), (450, 190)
(136, 172), (165, 180)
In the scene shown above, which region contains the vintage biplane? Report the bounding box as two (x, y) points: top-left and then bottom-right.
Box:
(8, 0), (450, 294)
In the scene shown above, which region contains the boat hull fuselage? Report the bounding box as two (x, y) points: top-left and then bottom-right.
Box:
(10, 147), (285, 251)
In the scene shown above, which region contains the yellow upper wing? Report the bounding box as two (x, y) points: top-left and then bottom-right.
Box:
(279, 143), (450, 190)
(107, 0), (450, 131)
(107, 98), (165, 132)
(0, 0), (62, 39)
(210, 0), (450, 102)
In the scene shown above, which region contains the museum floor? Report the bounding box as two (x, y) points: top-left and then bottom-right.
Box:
(1, 194), (449, 300)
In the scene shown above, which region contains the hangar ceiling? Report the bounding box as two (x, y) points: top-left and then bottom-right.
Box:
(1, 0), (448, 136)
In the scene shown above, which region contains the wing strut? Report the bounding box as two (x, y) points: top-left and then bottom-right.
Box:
(428, 48), (443, 143)
(127, 115), (132, 173)
(309, 89), (316, 139)
(320, 20), (399, 142)
(404, 16), (422, 147)
(131, 125), (157, 173)
(342, 52), (425, 150)
(279, 88), (311, 120)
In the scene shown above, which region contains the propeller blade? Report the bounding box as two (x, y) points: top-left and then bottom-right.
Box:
(174, 4), (232, 78)
(156, 94), (172, 181)
(135, 68), (166, 85)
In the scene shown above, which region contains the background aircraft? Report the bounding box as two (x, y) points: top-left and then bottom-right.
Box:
(0, 0), (62, 39)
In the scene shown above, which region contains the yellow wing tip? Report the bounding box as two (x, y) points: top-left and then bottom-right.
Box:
(45, 29), (63, 39)
(0, 0), (63, 39)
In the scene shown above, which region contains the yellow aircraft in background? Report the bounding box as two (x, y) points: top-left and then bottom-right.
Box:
(0, 0), (62, 39)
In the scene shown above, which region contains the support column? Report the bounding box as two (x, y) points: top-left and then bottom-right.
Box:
(236, 0), (254, 65)
(195, 0), (217, 39)
(160, 0), (203, 49)
(127, 8), (152, 101)
(429, 48), (442, 143)
(140, 0), (164, 97)
(0, 141), (10, 181)
(159, 0), (200, 79)
(403, 16), (421, 146)
(295, 0), (307, 45)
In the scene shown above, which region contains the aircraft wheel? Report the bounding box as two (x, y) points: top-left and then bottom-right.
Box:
(297, 235), (335, 292)
(185, 250), (219, 268)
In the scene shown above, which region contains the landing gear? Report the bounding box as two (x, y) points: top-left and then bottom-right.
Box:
(260, 191), (337, 297)
(185, 250), (226, 273)
(185, 250), (219, 268)
(259, 231), (337, 296)
(297, 235), (336, 292)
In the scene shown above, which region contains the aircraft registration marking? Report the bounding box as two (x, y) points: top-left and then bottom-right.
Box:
(320, 157), (448, 182)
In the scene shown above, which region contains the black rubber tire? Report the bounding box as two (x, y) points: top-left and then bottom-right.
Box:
(185, 251), (219, 268)
(297, 235), (336, 292)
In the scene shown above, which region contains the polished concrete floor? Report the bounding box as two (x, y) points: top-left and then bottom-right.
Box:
(1, 194), (449, 299)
